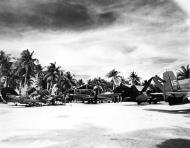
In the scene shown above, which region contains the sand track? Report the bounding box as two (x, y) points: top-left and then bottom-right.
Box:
(0, 102), (190, 148)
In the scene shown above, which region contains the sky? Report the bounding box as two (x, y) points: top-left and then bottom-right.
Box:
(0, 0), (189, 81)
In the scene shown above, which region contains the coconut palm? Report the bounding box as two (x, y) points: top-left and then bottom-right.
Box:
(0, 51), (13, 87)
(106, 69), (121, 90)
(0, 51), (7, 89)
(88, 77), (112, 92)
(57, 71), (76, 92)
(43, 62), (61, 90)
(18, 49), (38, 87)
(64, 72), (77, 88)
(0, 51), (12, 76)
(34, 64), (45, 89)
(177, 65), (190, 80)
(129, 71), (141, 85)
(120, 76), (130, 85)
(5, 60), (21, 89)
(77, 79), (85, 87)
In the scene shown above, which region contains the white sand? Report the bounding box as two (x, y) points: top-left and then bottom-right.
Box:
(0, 102), (190, 148)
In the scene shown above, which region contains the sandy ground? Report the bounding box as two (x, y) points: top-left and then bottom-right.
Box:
(0, 102), (190, 148)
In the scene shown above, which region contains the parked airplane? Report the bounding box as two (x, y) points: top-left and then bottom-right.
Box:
(72, 85), (121, 103)
(136, 71), (190, 105)
(0, 87), (64, 107)
(82, 92), (121, 103)
(136, 74), (168, 105)
(114, 84), (140, 102)
(162, 71), (190, 105)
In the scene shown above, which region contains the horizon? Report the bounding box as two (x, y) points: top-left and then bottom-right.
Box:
(1, 0), (189, 81)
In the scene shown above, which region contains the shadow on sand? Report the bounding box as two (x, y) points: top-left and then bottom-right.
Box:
(157, 138), (190, 148)
(144, 108), (190, 114)
(122, 102), (163, 106)
(122, 103), (139, 106)
(122, 102), (148, 106)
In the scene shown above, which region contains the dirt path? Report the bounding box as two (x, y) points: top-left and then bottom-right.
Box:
(0, 102), (190, 148)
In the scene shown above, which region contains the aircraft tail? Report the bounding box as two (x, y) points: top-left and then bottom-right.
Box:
(163, 71), (180, 92)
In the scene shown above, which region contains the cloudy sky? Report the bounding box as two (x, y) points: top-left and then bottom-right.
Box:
(0, 0), (189, 81)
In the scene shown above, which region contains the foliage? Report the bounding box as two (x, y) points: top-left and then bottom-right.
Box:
(57, 71), (76, 92)
(106, 69), (121, 90)
(87, 77), (112, 92)
(0, 51), (21, 89)
(177, 65), (190, 80)
(43, 62), (61, 90)
(17, 49), (38, 87)
(129, 71), (141, 85)
(0, 51), (12, 76)
(76, 79), (85, 87)
(1, 49), (187, 97)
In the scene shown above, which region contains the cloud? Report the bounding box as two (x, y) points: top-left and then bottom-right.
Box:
(0, 0), (188, 36)
(0, 0), (189, 80)
(0, 0), (119, 36)
(146, 57), (177, 65)
(173, 0), (190, 16)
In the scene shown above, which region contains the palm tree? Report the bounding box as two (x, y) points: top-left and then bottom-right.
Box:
(177, 65), (190, 80)
(43, 62), (61, 90)
(120, 76), (130, 85)
(57, 71), (76, 92)
(0, 51), (12, 87)
(34, 64), (44, 89)
(18, 49), (38, 87)
(64, 72), (77, 89)
(89, 77), (112, 92)
(77, 79), (85, 87)
(129, 71), (141, 85)
(106, 69), (121, 90)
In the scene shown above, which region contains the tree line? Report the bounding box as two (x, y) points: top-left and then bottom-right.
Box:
(0, 49), (189, 96)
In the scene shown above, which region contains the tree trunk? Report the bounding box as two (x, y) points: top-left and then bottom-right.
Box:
(50, 81), (53, 90)
(112, 78), (115, 90)
(49, 81), (52, 91)
(0, 66), (2, 96)
(4, 77), (7, 87)
(132, 79), (134, 85)
(19, 81), (22, 96)
(24, 73), (27, 87)
(24, 70), (29, 97)
(112, 84), (115, 90)
(47, 82), (49, 91)
(0, 65), (2, 90)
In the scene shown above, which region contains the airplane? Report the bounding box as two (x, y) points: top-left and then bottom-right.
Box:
(162, 71), (190, 105)
(113, 84), (142, 102)
(0, 87), (48, 106)
(5, 95), (44, 107)
(136, 71), (190, 105)
(82, 92), (121, 103)
(69, 88), (94, 102)
(0, 87), (64, 107)
(136, 75), (166, 105)
(71, 85), (121, 104)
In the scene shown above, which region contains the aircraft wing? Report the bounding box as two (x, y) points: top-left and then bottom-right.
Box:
(70, 94), (91, 98)
(8, 95), (43, 104)
(98, 93), (121, 98)
(19, 98), (41, 104)
(83, 93), (121, 102)
(150, 90), (190, 95)
(166, 92), (190, 95)
(150, 93), (164, 95)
